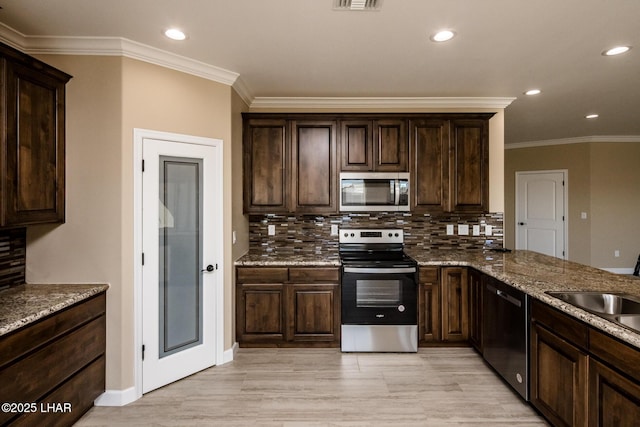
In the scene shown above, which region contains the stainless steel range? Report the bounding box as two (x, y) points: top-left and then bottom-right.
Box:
(339, 228), (418, 352)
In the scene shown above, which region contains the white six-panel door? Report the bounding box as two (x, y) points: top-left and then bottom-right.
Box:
(515, 170), (567, 259)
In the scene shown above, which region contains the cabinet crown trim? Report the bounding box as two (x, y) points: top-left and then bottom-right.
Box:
(250, 97), (515, 110)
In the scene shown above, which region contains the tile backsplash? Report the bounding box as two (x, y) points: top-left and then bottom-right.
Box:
(249, 212), (503, 256)
(0, 228), (26, 289)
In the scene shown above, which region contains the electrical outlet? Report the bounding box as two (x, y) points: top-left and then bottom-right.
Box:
(485, 225), (493, 236)
(614, 250), (620, 257)
(472, 225), (481, 236)
(581, 212), (588, 219)
(446, 224), (454, 235)
(331, 224), (339, 236)
(268, 225), (275, 236)
(458, 224), (469, 235)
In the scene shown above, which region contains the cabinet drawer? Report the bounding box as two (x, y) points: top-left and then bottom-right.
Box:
(0, 293), (106, 369)
(289, 267), (339, 283)
(0, 315), (106, 421)
(9, 355), (105, 427)
(589, 327), (640, 383)
(531, 299), (588, 350)
(419, 267), (439, 284)
(237, 267), (288, 283)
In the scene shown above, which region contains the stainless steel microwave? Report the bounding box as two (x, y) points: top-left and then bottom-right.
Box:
(339, 172), (410, 212)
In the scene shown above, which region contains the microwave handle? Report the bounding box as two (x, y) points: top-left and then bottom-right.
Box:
(394, 179), (400, 206)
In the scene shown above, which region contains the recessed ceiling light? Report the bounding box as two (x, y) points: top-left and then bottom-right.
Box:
(602, 46), (631, 56)
(585, 114), (599, 119)
(430, 30), (455, 42)
(524, 89), (541, 96)
(164, 28), (187, 41)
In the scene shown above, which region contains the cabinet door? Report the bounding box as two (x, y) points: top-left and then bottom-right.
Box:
(340, 120), (373, 171)
(236, 283), (285, 344)
(2, 60), (67, 226)
(440, 267), (469, 342)
(374, 119), (408, 172)
(418, 268), (440, 343)
(243, 119), (289, 213)
(589, 358), (640, 427)
(409, 119), (449, 213)
(530, 322), (588, 427)
(291, 120), (337, 213)
(468, 269), (483, 352)
(450, 119), (488, 213)
(286, 283), (340, 343)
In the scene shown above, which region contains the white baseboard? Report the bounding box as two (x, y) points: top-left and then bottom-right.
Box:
(222, 342), (238, 365)
(600, 267), (635, 275)
(94, 387), (139, 407)
(95, 343), (238, 407)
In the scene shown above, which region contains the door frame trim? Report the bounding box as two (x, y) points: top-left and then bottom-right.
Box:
(515, 169), (568, 259)
(133, 128), (224, 402)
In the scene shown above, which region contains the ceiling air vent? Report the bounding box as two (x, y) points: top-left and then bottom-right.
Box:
(334, 0), (382, 11)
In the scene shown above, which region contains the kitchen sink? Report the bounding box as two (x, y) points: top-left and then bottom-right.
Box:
(547, 291), (640, 333)
(546, 291), (640, 315)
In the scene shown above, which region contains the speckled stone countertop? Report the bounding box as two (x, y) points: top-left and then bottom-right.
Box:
(235, 252), (341, 267)
(236, 249), (640, 348)
(0, 283), (109, 337)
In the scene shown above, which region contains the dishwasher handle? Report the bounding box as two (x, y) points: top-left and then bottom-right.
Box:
(487, 284), (522, 308)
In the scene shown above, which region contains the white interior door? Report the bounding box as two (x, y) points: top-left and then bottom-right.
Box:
(141, 136), (222, 394)
(515, 171), (566, 259)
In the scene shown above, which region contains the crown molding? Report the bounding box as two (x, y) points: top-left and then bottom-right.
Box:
(249, 96), (515, 110)
(0, 22), (239, 86)
(505, 135), (640, 149)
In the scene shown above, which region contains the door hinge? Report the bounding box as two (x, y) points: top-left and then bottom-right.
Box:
(142, 253), (145, 265)
(562, 180), (565, 186)
(142, 344), (145, 361)
(142, 159), (145, 172)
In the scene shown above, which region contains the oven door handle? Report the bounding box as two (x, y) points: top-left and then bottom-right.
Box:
(343, 267), (417, 274)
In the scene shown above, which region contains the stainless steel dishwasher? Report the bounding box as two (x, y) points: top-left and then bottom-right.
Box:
(482, 277), (529, 400)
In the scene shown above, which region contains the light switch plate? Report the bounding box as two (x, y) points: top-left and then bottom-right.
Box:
(472, 225), (481, 236)
(268, 225), (276, 236)
(446, 224), (454, 235)
(485, 225), (493, 236)
(331, 224), (339, 236)
(458, 224), (469, 235)
(581, 212), (588, 219)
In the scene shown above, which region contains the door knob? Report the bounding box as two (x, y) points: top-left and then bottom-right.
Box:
(202, 264), (216, 272)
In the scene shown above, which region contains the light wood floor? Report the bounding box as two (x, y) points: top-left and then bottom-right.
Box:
(77, 347), (549, 426)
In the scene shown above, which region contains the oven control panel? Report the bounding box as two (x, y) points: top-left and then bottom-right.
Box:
(339, 228), (404, 244)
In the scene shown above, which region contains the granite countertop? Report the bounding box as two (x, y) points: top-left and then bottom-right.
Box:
(0, 283), (109, 337)
(236, 249), (640, 348)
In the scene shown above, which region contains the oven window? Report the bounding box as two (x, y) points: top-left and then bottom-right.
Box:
(356, 279), (402, 307)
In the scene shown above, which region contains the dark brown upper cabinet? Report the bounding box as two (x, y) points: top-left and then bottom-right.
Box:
(410, 115), (491, 214)
(243, 113), (492, 215)
(450, 119), (489, 213)
(291, 120), (338, 213)
(243, 118), (290, 213)
(0, 43), (71, 227)
(339, 119), (407, 172)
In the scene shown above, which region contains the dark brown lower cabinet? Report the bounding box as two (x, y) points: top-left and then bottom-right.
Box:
(531, 299), (640, 427)
(0, 292), (106, 426)
(418, 267), (440, 343)
(440, 267), (468, 342)
(530, 320), (588, 427)
(236, 267), (340, 347)
(589, 358), (640, 427)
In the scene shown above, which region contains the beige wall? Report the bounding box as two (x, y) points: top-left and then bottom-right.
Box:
(505, 141), (640, 269)
(589, 142), (640, 268)
(26, 55), (237, 392)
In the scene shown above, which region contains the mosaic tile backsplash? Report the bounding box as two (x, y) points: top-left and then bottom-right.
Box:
(249, 212), (504, 256)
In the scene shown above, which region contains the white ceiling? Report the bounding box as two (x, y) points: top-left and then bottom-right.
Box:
(1, 0), (639, 144)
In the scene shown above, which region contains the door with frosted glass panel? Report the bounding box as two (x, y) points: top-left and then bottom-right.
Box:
(142, 137), (220, 393)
